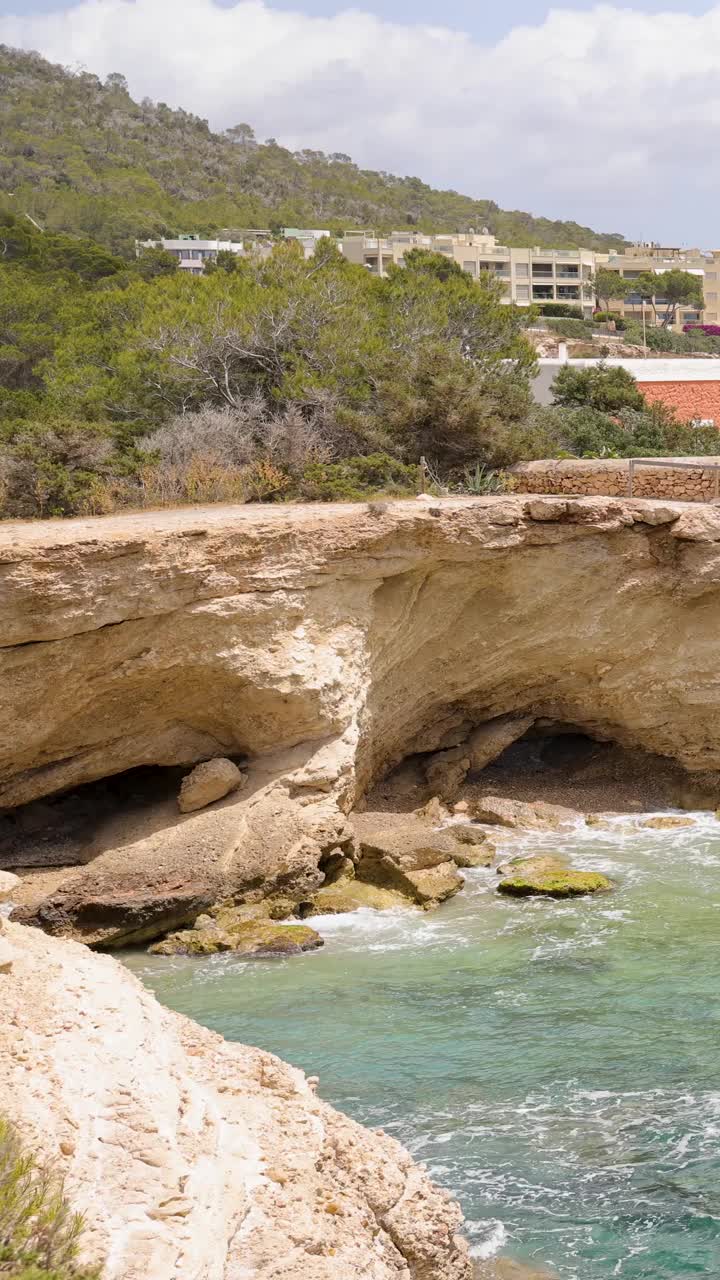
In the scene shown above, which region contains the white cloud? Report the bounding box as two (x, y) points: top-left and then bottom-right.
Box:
(3, 0), (720, 241)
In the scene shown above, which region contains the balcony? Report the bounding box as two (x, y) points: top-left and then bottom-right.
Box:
(532, 285), (555, 300)
(557, 286), (580, 300)
(532, 265), (554, 278)
(556, 267), (579, 279)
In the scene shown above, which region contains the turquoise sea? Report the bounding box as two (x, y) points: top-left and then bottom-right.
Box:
(126, 814), (720, 1278)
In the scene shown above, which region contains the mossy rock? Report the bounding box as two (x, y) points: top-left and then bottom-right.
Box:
(306, 880), (411, 916)
(497, 870), (613, 899)
(150, 919), (323, 956)
(496, 855), (568, 878)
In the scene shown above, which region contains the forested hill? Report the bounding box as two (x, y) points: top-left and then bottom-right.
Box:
(0, 44), (628, 257)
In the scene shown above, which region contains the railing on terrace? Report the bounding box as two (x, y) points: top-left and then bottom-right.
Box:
(627, 457), (720, 500)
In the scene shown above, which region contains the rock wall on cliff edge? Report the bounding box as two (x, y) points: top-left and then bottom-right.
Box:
(2, 494), (720, 943)
(0, 919), (472, 1279)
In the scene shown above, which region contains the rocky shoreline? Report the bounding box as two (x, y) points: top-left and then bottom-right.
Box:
(2, 494), (720, 1276)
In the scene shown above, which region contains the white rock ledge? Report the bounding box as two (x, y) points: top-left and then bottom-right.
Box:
(0, 922), (471, 1280)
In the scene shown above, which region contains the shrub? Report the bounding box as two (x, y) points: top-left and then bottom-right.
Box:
(593, 311), (627, 330)
(545, 317), (594, 339)
(0, 1114), (100, 1279)
(684, 323), (720, 336)
(0, 420), (121, 519)
(551, 362), (645, 413)
(297, 453), (419, 501)
(537, 303), (583, 319)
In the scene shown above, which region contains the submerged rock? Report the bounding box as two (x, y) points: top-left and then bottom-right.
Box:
(498, 869), (613, 899)
(150, 915), (323, 957)
(640, 815), (695, 830)
(177, 757), (245, 813)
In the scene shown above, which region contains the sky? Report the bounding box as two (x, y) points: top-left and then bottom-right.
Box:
(1, 1), (720, 244)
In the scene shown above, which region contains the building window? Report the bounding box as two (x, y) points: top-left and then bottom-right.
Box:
(515, 285), (530, 301)
(682, 312), (702, 323)
(463, 261), (477, 276)
(532, 285), (555, 300)
(514, 263), (529, 278)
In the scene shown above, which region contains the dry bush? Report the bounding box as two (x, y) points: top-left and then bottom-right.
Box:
(139, 396), (332, 478)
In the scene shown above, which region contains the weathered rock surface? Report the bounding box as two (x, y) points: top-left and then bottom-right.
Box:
(3, 496), (720, 938)
(472, 796), (579, 830)
(352, 812), (464, 907)
(178, 757), (245, 812)
(0, 922), (472, 1280)
(0, 869), (20, 900)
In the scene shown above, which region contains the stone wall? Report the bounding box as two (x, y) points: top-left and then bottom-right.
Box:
(639, 381), (720, 423)
(512, 457), (720, 501)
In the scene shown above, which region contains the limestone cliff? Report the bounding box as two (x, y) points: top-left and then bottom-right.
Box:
(0, 920), (472, 1279)
(2, 495), (720, 942)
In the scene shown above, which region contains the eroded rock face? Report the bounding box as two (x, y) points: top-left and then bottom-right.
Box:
(0, 922), (472, 1280)
(3, 496), (720, 939)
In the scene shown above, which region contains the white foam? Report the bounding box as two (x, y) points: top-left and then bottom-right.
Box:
(468, 1219), (508, 1260)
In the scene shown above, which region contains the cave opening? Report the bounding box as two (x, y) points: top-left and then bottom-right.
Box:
(0, 762), (232, 871)
(370, 717), (687, 816)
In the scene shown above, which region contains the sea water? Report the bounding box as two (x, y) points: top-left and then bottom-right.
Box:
(126, 814), (720, 1278)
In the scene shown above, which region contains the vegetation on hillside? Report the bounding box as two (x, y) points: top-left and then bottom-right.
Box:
(0, 220), (542, 515)
(1, 207), (718, 517)
(0, 1114), (100, 1279)
(0, 45), (628, 256)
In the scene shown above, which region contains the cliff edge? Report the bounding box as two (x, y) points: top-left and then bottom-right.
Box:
(0, 918), (471, 1279)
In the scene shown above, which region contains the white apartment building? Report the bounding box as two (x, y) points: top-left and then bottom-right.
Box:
(593, 243), (720, 331)
(339, 231), (596, 316)
(136, 233), (272, 274)
(138, 229), (330, 273)
(281, 228), (331, 257)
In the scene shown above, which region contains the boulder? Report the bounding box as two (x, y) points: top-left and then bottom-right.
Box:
(498, 869), (613, 898)
(448, 845), (495, 870)
(0, 869), (20, 902)
(447, 825), (495, 868)
(640, 815), (695, 830)
(351, 812), (464, 908)
(450, 824), (492, 847)
(150, 914), (323, 957)
(178, 758), (245, 813)
(472, 796), (578, 830)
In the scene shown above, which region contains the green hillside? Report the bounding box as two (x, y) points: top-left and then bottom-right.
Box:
(0, 44), (628, 257)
